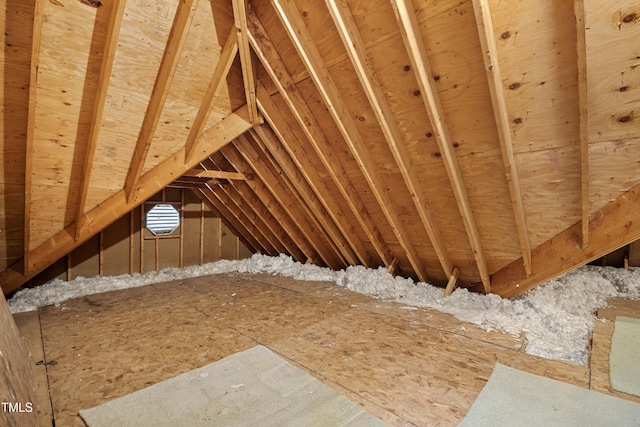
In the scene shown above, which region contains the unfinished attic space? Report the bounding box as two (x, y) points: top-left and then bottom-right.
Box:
(2, 0), (640, 425)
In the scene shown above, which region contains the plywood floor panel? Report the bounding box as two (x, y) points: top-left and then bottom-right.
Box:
(32, 273), (596, 426)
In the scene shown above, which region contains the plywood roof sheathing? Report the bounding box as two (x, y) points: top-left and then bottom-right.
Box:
(271, 0), (429, 281)
(248, 13), (393, 270)
(472, 0), (532, 277)
(250, 126), (359, 267)
(326, 0), (453, 279)
(74, 0), (127, 241)
(390, 0), (490, 292)
(184, 27), (238, 165)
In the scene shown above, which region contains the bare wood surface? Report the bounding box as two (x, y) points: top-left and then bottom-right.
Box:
(35, 273), (588, 426)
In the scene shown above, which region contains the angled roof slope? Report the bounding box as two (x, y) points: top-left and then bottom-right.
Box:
(1, 0), (639, 297)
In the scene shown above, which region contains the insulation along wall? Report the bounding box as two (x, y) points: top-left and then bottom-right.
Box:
(21, 189), (252, 289)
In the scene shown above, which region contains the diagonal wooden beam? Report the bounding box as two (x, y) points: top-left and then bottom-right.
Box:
(184, 27), (238, 164)
(251, 121), (359, 267)
(232, 0), (258, 124)
(23, 0), (47, 273)
(488, 184), (640, 298)
(74, 0), (127, 240)
(248, 11), (392, 270)
(230, 135), (343, 269)
(574, 0), (590, 249)
(124, 0), (198, 202)
(326, 0), (453, 278)
(472, 0), (532, 277)
(271, 0), (428, 281)
(390, 0), (490, 292)
(183, 169), (250, 180)
(2, 106), (252, 295)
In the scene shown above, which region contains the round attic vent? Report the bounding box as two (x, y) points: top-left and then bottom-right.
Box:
(145, 204), (180, 236)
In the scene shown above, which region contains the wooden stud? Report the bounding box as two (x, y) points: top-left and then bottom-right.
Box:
(443, 267), (460, 297)
(124, 0), (199, 202)
(472, 0), (532, 277)
(232, 0), (258, 124)
(23, 0), (46, 273)
(253, 97), (363, 267)
(249, 7), (395, 272)
(179, 189), (184, 268)
(200, 185), (272, 254)
(129, 210), (134, 275)
(326, 0), (452, 278)
(184, 27), (238, 164)
(390, 0), (491, 292)
(194, 188), (259, 254)
(74, 0), (127, 239)
(140, 205), (145, 274)
(199, 198), (205, 265)
(387, 257), (400, 276)
(574, 0), (590, 249)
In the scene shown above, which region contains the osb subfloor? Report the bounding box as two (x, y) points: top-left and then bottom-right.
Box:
(11, 273), (640, 426)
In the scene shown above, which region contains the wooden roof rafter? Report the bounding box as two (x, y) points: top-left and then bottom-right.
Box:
(74, 0), (127, 241)
(184, 26), (239, 164)
(205, 154), (297, 257)
(23, 0), (47, 274)
(325, 0), (454, 278)
(123, 0), (199, 203)
(250, 120), (361, 267)
(230, 134), (345, 269)
(221, 141), (331, 266)
(271, 0), (426, 280)
(248, 11), (393, 270)
(472, 0), (532, 277)
(244, 129), (350, 267)
(573, 0), (590, 248)
(232, 0), (259, 125)
(390, 0), (491, 292)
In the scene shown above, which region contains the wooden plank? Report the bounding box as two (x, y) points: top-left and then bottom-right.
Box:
(74, 0), (127, 239)
(272, 0), (429, 281)
(232, 0), (258, 124)
(472, 0), (532, 277)
(2, 107), (252, 295)
(124, 0), (199, 202)
(326, 0), (452, 279)
(489, 184), (640, 298)
(443, 267), (460, 298)
(23, 0), (46, 272)
(229, 136), (342, 269)
(12, 311), (53, 427)
(574, 0), (590, 248)
(183, 169), (249, 180)
(390, 0), (490, 292)
(184, 27), (238, 164)
(253, 100), (363, 267)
